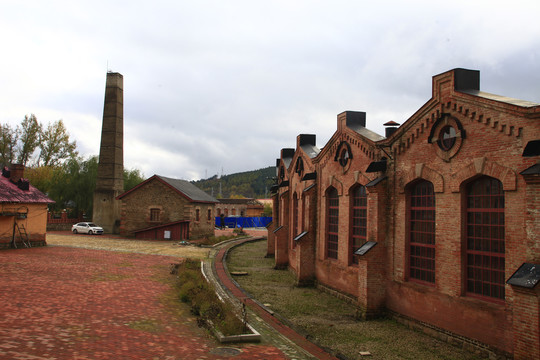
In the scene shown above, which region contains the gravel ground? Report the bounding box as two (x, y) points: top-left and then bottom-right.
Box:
(46, 232), (211, 259)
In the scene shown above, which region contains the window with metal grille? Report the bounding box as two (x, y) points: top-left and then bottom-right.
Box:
(301, 194), (306, 232)
(409, 180), (435, 284)
(350, 185), (367, 265)
(326, 187), (339, 259)
(150, 208), (160, 222)
(293, 193), (298, 246)
(466, 176), (505, 301)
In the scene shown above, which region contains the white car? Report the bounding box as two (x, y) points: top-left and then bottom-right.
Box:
(72, 222), (104, 235)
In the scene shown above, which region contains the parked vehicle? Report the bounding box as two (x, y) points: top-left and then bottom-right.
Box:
(72, 222), (104, 235)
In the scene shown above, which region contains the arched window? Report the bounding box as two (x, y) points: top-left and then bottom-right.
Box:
(350, 185), (367, 265)
(466, 176), (505, 301)
(409, 180), (435, 284)
(326, 187), (339, 259)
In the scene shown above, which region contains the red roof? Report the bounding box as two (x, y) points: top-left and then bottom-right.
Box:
(0, 175), (54, 204)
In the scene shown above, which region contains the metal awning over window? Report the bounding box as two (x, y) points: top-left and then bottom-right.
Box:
(507, 263), (540, 288)
(354, 241), (378, 256)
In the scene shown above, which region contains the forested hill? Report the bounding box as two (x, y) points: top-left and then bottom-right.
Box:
(191, 166), (275, 199)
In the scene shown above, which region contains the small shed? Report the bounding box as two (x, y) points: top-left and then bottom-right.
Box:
(0, 164), (54, 249)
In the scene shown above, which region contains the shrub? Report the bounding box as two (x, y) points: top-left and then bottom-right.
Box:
(176, 259), (246, 336)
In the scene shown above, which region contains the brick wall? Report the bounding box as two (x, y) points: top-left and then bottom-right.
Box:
(270, 68), (540, 358)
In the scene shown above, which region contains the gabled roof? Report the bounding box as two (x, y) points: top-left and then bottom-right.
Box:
(300, 144), (320, 159)
(460, 90), (540, 108)
(0, 175), (54, 204)
(349, 125), (385, 142)
(117, 175), (218, 204)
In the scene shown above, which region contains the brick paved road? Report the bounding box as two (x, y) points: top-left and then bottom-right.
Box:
(0, 246), (287, 359)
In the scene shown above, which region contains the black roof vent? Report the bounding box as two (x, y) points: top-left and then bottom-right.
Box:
(299, 134), (316, 147)
(454, 68), (480, 91)
(281, 148), (295, 159)
(344, 111), (366, 128)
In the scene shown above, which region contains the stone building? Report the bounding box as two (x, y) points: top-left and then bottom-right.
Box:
(117, 175), (217, 240)
(0, 164), (54, 249)
(216, 198), (264, 217)
(268, 68), (540, 359)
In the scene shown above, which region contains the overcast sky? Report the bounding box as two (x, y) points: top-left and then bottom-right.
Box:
(1, 1), (539, 180)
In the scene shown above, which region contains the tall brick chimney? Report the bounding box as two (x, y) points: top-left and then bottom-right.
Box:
(92, 72), (124, 234)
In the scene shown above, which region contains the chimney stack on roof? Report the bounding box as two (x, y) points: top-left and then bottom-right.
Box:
(9, 164), (25, 184)
(384, 121), (400, 138)
(298, 134), (316, 147)
(338, 111), (366, 131)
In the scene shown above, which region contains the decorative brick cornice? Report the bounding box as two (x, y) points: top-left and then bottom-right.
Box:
(450, 157), (517, 192)
(399, 163), (444, 193)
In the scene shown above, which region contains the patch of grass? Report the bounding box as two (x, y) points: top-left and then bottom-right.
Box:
(118, 261), (134, 267)
(176, 259), (247, 336)
(127, 318), (162, 333)
(227, 240), (484, 360)
(91, 273), (130, 282)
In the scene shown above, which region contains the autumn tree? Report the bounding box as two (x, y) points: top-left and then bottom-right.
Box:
(48, 156), (98, 216)
(16, 114), (42, 166)
(124, 167), (145, 191)
(0, 123), (18, 166)
(38, 119), (77, 166)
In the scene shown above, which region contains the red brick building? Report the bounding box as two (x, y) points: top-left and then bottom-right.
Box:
(269, 69), (540, 359)
(117, 175), (217, 240)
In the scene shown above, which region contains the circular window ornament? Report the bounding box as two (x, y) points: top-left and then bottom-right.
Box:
(339, 148), (350, 167)
(438, 125), (457, 151)
(428, 114), (464, 162)
(334, 141), (353, 173)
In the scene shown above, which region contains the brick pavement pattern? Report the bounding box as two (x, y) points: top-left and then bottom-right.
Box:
(0, 246), (287, 359)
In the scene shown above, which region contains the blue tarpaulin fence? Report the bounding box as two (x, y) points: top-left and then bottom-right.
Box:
(215, 216), (272, 229)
